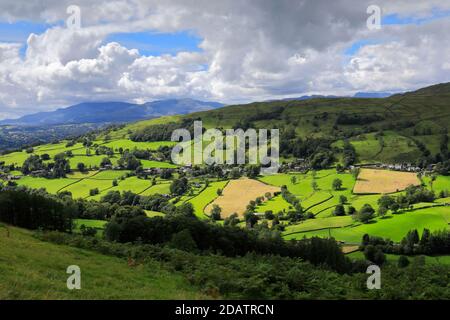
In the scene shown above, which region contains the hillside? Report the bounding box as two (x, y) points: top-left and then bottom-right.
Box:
(0, 226), (206, 299)
(167, 82), (449, 164)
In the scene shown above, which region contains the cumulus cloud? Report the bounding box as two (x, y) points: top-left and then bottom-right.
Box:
(0, 0), (449, 118)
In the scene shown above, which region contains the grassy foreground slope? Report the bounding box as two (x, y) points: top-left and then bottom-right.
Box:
(0, 226), (205, 299)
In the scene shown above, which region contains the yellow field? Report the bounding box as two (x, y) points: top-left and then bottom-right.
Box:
(353, 168), (420, 194)
(205, 178), (280, 218)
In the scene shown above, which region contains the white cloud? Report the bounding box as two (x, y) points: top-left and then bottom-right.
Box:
(0, 0), (449, 119)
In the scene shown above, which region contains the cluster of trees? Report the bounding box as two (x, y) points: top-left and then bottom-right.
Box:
(279, 136), (335, 169)
(0, 187), (73, 231)
(361, 229), (450, 257)
(376, 186), (435, 217)
(117, 152), (141, 170)
(341, 140), (357, 167)
(103, 212), (352, 272)
(170, 177), (189, 196)
(21, 153), (71, 178)
(335, 113), (384, 125)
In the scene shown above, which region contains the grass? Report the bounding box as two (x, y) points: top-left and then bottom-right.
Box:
(347, 251), (450, 266)
(16, 177), (80, 194)
(73, 219), (107, 230)
(284, 206), (450, 243)
(0, 226), (206, 299)
(140, 183), (171, 196)
(145, 210), (165, 218)
(283, 216), (354, 235)
(62, 179), (114, 199)
(90, 170), (131, 180)
(100, 139), (176, 151)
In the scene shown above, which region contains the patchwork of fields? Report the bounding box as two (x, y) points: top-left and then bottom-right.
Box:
(1, 136), (449, 250)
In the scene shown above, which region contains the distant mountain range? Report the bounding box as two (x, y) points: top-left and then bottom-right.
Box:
(0, 99), (224, 126)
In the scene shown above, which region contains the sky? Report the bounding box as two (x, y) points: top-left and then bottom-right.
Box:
(0, 0), (450, 119)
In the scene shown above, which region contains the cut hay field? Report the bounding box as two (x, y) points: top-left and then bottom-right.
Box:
(353, 168), (420, 194)
(205, 178), (280, 218)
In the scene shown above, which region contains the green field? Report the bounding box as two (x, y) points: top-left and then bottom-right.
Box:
(140, 182), (171, 196)
(16, 177), (79, 194)
(0, 226), (205, 299)
(347, 251), (450, 266)
(284, 206), (450, 243)
(100, 139), (176, 151)
(187, 180), (229, 218)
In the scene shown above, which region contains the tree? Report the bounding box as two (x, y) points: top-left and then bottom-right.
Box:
(112, 179), (118, 187)
(89, 188), (100, 196)
(118, 152), (141, 170)
(210, 204), (222, 221)
(175, 202), (195, 218)
(80, 224), (97, 237)
(378, 206), (388, 218)
(364, 245), (386, 265)
(377, 195), (395, 210)
(169, 230), (198, 252)
(265, 192), (272, 200)
(339, 195), (347, 204)
(398, 255), (410, 268)
(311, 181), (318, 191)
(264, 210), (274, 220)
(52, 153), (71, 178)
(100, 157), (112, 167)
(217, 188), (223, 196)
(333, 204), (346, 216)
(224, 213), (240, 227)
(170, 177), (189, 196)
(244, 212), (259, 228)
(347, 206), (356, 215)
(290, 176), (297, 185)
(354, 204), (375, 223)
(391, 202), (400, 214)
(77, 162), (86, 173)
(245, 165), (260, 178)
(332, 178), (343, 191)
(22, 154), (45, 174)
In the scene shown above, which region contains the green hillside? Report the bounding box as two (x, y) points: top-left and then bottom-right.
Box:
(0, 226), (206, 299)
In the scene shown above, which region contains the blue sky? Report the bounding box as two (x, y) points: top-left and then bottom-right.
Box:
(0, 0), (449, 119)
(105, 31), (202, 56)
(344, 9), (450, 57)
(0, 20), (203, 57)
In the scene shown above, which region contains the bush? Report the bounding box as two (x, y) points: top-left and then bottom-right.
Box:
(398, 255), (410, 268)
